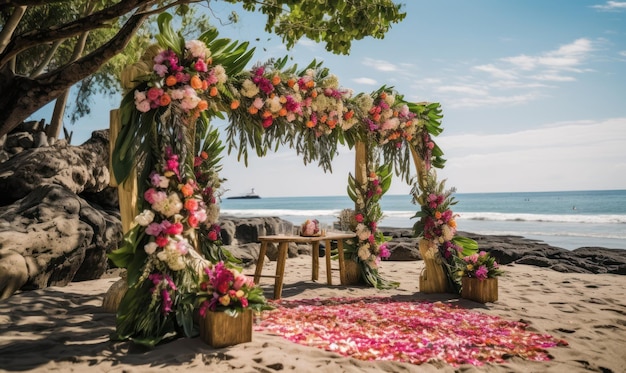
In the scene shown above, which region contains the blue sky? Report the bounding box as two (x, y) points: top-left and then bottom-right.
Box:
(33, 1), (626, 197)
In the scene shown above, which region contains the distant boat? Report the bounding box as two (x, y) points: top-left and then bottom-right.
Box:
(226, 188), (261, 199)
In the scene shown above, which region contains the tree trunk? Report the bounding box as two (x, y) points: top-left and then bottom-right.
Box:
(48, 24), (91, 140)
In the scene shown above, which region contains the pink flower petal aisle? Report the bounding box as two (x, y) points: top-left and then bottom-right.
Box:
(254, 296), (568, 367)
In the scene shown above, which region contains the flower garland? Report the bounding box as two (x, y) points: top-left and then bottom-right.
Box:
(412, 172), (503, 292)
(345, 159), (398, 289)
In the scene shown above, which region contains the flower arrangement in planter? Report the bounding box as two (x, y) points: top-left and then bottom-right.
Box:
(195, 261), (271, 347)
(458, 251), (503, 280)
(456, 251), (503, 303)
(196, 261), (269, 316)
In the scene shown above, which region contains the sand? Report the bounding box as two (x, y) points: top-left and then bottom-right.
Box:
(1, 256), (625, 373)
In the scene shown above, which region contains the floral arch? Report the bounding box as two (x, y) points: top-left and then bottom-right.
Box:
(108, 14), (482, 347)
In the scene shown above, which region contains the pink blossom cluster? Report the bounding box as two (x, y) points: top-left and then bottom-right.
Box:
(462, 251), (501, 280)
(353, 170), (391, 266)
(236, 65), (354, 135)
(133, 148), (213, 270)
(133, 40), (227, 123)
(422, 193), (457, 243)
(197, 261), (256, 317)
(148, 273), (177, 315)
(364, 91), (418, 148)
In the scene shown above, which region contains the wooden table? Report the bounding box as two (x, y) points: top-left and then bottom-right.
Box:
(254, 232), (356, 299)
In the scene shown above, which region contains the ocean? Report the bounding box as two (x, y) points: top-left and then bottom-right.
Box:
(220, 189), (626, 251)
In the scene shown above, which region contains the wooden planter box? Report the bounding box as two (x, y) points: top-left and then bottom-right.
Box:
(461, 277), (498, 303)
(199, 309), (253, 348)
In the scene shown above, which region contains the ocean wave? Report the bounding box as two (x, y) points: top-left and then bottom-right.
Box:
(221, 209), (626, 225)
(455, 212), (626, 224)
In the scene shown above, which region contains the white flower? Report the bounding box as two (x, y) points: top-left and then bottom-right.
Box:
(358, 243), (371, 261)
(134, 209), (155, 226)
(144, 242), (158, 255)
(213, 65), (227, 84)
(186, 40), (208, 59)
(152, 193), (183, 217)
(442, 224), (455, 241)
(241, 79), (259, 98)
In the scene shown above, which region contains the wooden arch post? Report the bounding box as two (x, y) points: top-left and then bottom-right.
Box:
(109, 109), (138, 234)
(410, 145), (448, 293)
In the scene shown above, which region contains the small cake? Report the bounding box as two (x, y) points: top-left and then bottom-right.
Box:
(300, 219), (321, 236)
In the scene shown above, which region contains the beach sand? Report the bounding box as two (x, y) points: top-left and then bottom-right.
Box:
(1, 256), (624, 373)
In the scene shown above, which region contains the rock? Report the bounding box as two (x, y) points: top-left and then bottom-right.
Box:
(0, 130), (111, 206)
(0, 184), (123, 300)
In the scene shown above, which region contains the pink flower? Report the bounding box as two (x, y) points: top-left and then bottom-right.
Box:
(145, 222), (162, 236)
(355, 213), (364, 223)
(475, 265), (488, 280)
(164, 222), (183, 235)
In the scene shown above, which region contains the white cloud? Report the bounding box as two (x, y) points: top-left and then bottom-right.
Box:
(502, 38), (593, 71)
(352, 77), (377, 85)
(447, 93), (538, 108)
(592, 1), (626, 11)
(435, 117), (626, 193)
(473, 64), (518, 79)
(619, 50), (626, 58)
(437, 85), (488, 96)
(529, 73), (576, 82)
(362, 58), (398, 72)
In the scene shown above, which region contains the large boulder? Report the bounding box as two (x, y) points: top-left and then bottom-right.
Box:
(0, 184), (122, 300)
(0, 130), (112, 206)
(0, 128), (122, 300)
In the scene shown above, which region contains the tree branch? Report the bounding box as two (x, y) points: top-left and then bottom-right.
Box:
(0, 0), (157, 67)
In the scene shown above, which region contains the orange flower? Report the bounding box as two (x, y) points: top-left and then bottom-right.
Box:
(344, 110), (354, 120)
(190, 75), (203, 89)
(209, 86), (218, 97)
(201, 80), (209, 90)
(180, 184), (194, 197)
(380, 92), (387, 99)
(435, 211), (442, 219)
(310, 90), (318, 98)
(159, 93), (171, 106)
(249, 106), (258, 115)
(184, 198), (198, 212)
(320, 114), (327, 123)
(327, 119), (337, 129)
(230, 100), (240, 110)
(165, 75), (177, 86)
(278, 108), (287, 116)
(271, 75), (281, 85)
(388, 132), (400, 140)
(306, 120), (315, 128)
(262, 110), (272, 119)
(287, 79), (296, 88)
(206, 57), (213, 65)
(306, 80), (315, 88)
(197, 100), (208, 111)
(279, 95), (287, 104)
(372, 113), (381, 122)
(200, 151), (208, 159)
(449, 219), (457, 228)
